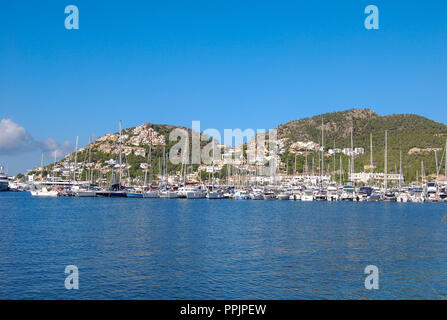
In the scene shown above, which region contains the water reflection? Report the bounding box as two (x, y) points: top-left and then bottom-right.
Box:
(0, 192), (446, 299)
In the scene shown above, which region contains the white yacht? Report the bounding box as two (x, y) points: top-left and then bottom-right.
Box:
(249, 192), (264, 200)
(72, 185), (96, 197)
(426, 182), (437, 193)
(249, 187), (264, 200)
(301, 189), (314, 201)
(234, 190), (249, 200)
(207, 189), (224, 199)
(396, 191), (409, 203)
(143, 190), (159, 198)
(340, 184), (355, 201)
(409, 187), (425, 203)
(262, 191), (276, 200)
(159, 186), (179, 198)
(277, 191), (291, 200)
(426, 183), (440, 202)
(0, 167), (8, 191)
(313, 189), (327, 201)
(75, 190), (96, 197)
(327, 184), (339, 201)
(30, 187), (58, 197)
(183, 186), (206, 199)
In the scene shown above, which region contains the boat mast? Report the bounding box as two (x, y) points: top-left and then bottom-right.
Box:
(180, 140), (184, 184)
(435, 149), (439, 182)
(144, 143), (151, 187)
(53, 152), (56, 183)
(421, 160), (425, 185)
(294, 153), (297, 175)
(184, 138), (189, 184)
(88, 136), (92, 183)
(384, 130), (388, 191)
(399, 150), (402, 189)
(318, 143), (321, 178)
(370, 133), (373, 173)
(348, 158), (351, 181)
(212, 138), (215, 189)
(305, 155), (308, 175)
(164, 146), (167, 184)
(162, 146), (165, 183)
(40, 153), (44, 184)
(149, 143), (152, 185)
(226, 160), (230, 186)
(68, 148), (72, 186)
(445, 138), (447, 183)
(333, 139), (336, 181)
(119, 121), (122, 189)
(351, 127), (354, 180)
(74, 136), (79, 182)
(312, 153), (315, 175)
(158, 156), (161, 183)
(321, 117), (324, 178)
(339, 155), (342, 185)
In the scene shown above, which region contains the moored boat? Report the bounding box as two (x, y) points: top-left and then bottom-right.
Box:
(313, 189), (327, 201)
(143, 190), (159, 198)
(207, 190), (224, 199)
(234, 190), (249, 200)
(30, 187), (59, 197)
(0, 166), (9, 191)
(262, 191), (276, 200)
(301, 189), (314, 201)
(383, 191), (397, 202)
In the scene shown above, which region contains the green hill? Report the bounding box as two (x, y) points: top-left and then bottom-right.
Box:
(279, 109), (447, 182)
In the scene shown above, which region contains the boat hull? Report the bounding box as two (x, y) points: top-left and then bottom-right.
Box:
(76, 191), (96, 197)
(207, 192), (223, 199)
(0, 182), (9, 192)
(126, 193), (143, 198)
(143, 191), (159, 198)
(186, 192), (206, 199)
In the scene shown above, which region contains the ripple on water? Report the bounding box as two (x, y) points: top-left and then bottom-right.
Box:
(0, 193), (447, 299)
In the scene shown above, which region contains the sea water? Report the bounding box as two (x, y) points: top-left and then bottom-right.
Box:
(1, 192), (446, 299)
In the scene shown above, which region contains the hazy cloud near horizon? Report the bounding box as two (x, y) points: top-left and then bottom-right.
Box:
(0, 118), (72, 158)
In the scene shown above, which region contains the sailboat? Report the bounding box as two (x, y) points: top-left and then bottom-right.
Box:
(31, 187), (59, 197)
(142, 143), (159, 198)
(96, 121), (128, 197)
(73, 138), (97, 197)
(30, 153), (59, 197)
(143, 184), (159, 198)
(207, 139), (223, 199)
(382, 130), (396, 202)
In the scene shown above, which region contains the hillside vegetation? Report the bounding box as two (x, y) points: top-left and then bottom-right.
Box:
(279, 109), (447, 182)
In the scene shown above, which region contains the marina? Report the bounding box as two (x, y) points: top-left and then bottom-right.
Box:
(9, 181), (447, 202)
(4, 118), (447, 204)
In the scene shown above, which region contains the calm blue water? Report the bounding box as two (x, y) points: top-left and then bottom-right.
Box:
(1, 192), (447, 299)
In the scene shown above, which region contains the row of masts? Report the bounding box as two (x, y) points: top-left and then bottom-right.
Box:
(39, 119), (447, 187)
(318, 118), (447, 188)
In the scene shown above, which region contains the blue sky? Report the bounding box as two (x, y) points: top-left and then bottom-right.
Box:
(1, 0), (446, 174)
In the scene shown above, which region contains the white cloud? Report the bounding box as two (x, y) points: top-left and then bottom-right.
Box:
(42, 138), (72, 159)
(0, 118), (72, 158)
(0, 119), (35, 154)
